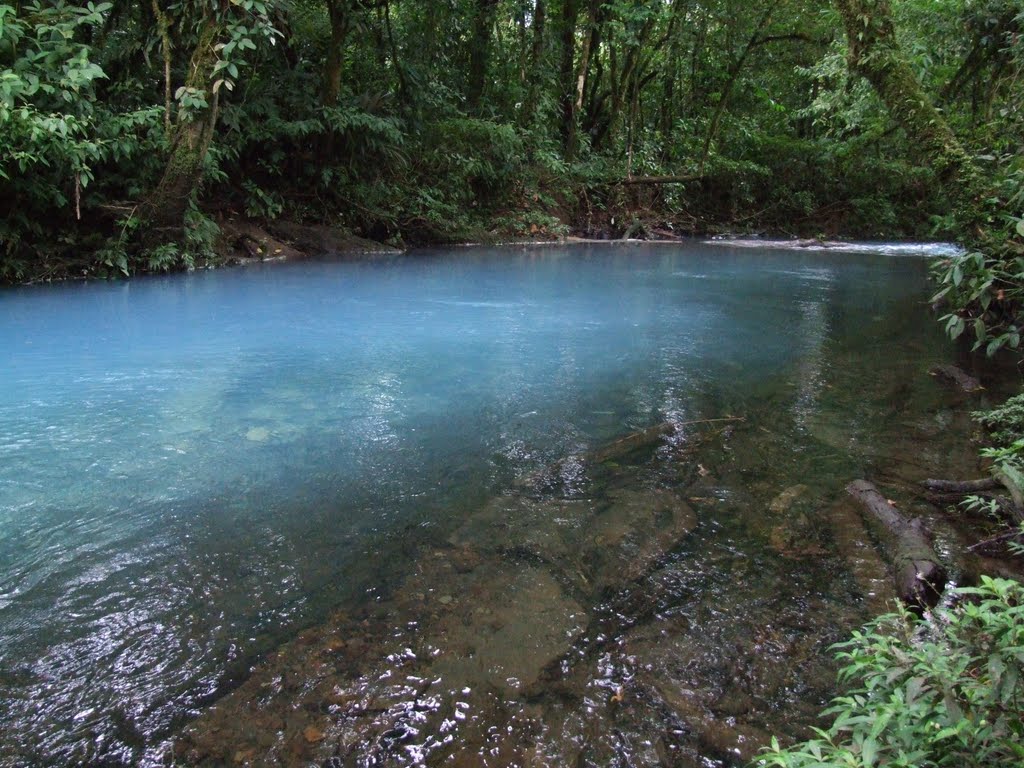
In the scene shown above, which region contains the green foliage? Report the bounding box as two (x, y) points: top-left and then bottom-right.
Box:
(0, 0), (1021, 281)
(932, 249), (1023, 356)
(756, 577), (1024, 768)
(242, 180), (284, 220)
(932, 190), (1024, 357)
(0, 1), (167, 275)
(974, 394), (1024, 449)
(1, 2), (111, 253)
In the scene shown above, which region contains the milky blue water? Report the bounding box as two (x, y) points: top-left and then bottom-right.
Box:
(0, 242), (955, 765)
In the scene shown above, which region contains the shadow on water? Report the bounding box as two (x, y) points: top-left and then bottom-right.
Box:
(0, 242), (998, 766)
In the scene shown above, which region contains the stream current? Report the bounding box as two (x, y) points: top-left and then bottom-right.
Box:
(0, 242), (979, 766)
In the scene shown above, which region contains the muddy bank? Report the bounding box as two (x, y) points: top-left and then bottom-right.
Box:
(219, 219), (403, 267)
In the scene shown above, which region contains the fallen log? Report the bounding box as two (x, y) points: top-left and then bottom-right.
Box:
(827, 497), (894, 615)
(927, 492), (1023, 524)
(921, 477), (1001, 493)
(846, 480), (947, 609)
(928, 364), (983, 393)
(924, 489), (1003, 506)
(516, 422), (677, 489)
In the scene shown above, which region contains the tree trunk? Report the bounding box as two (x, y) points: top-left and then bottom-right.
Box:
(150, 0), (173, 136)
(322, 0), (349, 108)
(833, 0), (977, 195)
(573, 0), (600, 115)
(141, 17), (221, 242)
(658, 0), (686, 152)
(563, 1), (600, 157)
(382, 0), (409, 109)
(846, 480), (946, 609)
(697, 1), (779, 176)
(521, 0), (547, 126)
(467, 0), (500, 112)
(605, 14), (654, 157)
(558, 0), (580, 158)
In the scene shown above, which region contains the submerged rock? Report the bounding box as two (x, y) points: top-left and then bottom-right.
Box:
(426, 561), (585, 694)
(173, 419), (883, 768)
(583, 487), (697, 591)
(446, 484), (697, 600)
(768, 484), (809, 515)
(176, 554), (586, 766)
(245, 426), (271, 442)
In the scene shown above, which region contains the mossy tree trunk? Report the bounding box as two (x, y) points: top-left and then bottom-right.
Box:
(141, 17), (222, 243)
(834, 0), (978, 199)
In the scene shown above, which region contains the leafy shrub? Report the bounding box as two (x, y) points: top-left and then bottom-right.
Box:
(974, 394), (1024, 449)
(757, 577), (1024, 768)
(0, 2), (169, 277)
(933, 248), (1024, 357)
(932, 156), (1024, 356)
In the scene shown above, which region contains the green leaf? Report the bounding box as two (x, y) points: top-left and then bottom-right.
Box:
(861, 737), (877, 767)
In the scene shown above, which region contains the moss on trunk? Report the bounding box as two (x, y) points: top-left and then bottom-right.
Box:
(834, 0), (978, 200)
(141, 19), (222, 243)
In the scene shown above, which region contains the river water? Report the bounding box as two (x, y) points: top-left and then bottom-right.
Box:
(0, 242), (982, 766)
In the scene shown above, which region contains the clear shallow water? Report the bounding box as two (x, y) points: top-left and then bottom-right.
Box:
(0, 242), (970, 766)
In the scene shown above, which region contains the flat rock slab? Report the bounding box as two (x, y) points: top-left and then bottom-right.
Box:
(448, 486), (697, 599)
(174, 443), (705, 767)
(422, 560), (585, 695)
(175, 550), (585, 767)
(583, 487), (697, 590)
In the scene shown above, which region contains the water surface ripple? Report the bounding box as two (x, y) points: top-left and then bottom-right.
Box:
(0, 242), (966, 766)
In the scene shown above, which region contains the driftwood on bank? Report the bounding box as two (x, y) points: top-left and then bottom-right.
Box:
(846, 480), (947, 609)
(968, 527), (1024, 552)
(928, 364), (983, 393)
(587, 422), (677, 464)
(219, 219), (304, 262)
(573, 417), (745, 466)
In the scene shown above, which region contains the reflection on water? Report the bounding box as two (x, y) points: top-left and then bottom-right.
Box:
(0, 242), (977, 766)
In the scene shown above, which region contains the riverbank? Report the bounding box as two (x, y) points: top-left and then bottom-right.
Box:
(4, 190), (955, 286)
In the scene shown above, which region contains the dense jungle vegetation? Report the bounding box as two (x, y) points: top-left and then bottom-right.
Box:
(0, 1), (1021, 300)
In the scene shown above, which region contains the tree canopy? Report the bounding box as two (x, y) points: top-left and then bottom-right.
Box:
(1, 0), (1022, 284)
